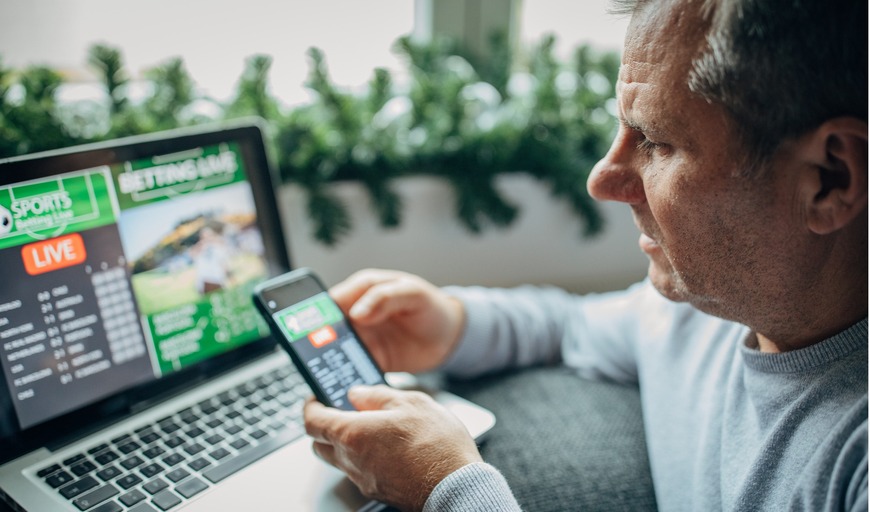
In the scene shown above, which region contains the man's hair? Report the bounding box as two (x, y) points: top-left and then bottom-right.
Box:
(610, 0), (868, 173)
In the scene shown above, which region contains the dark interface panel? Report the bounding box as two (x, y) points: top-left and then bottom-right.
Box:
(272, 292), (384, 410)
(0, 143), (271, 429)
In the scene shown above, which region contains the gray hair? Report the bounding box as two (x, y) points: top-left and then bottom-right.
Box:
(609, 0), (868, 173)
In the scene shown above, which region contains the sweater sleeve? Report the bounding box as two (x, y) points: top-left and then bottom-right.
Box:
(440, 280), (667, 383)
(423, 462), (522, 512)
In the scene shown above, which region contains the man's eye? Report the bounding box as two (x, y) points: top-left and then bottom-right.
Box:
(636, 136), (668, 156)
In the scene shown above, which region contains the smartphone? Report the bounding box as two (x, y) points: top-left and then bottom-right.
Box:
(252, 268), (388, 410)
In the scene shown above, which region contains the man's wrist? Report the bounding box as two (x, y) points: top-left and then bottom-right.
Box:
(423, 462), (521, 512)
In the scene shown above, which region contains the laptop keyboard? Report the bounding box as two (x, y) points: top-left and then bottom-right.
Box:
(34, 365), (309, 511)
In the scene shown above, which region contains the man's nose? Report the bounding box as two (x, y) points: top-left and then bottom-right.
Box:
(586, 132), (646, 205)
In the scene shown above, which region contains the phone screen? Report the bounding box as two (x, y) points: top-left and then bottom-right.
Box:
(265, 286), (386, 410)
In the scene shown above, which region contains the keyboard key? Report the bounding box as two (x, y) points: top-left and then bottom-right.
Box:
(143, 477), (168, 495)
(164, 436), (184, 449)
(91, 500), (122, 512)
(165, 468), (189, 483)
(249, 429), (268, 440)
(119, 489), (147, 507)
(199, 401), (218, 415)
(183, 443), (205, 455)
(209, 448), (230, 461)
(134, 425), (153, 435)
(224, 425), (242, 435)
(94, 451), (119, 465)
(151, 489), (182, 510)
(110, 434), (131, 445)
(128, 502), (159, 512)
(162, 453), (185, 467)
(175, 476), (208, 499)
(60, 475), (99, 499)
(204, 434), (224, 446)
(178, 411), (198, 425)
(64, 454), (87, 466)
(37, 463), (62, 477)
(205, 418), (223, 429)
(87, 444), (110, 455)
(139, 432), (162, 445)
(142, 446), (165, 459)
(120, 455), (144, 470)
(71, 461), (97, 477)
(116, 473), (142, 490)
(185, 427), (205, 439)
(139, 463), (164, 479)
(46, 470), (74, 488)
(72, 483), (118, 510)
(278, 395), (297, 407)
(160, 423), (181, 435)
(117, 441), (141, 454)
(188, 457), (211, 471)
(96, 466), (122, 481)
(229, 439), (249, 451)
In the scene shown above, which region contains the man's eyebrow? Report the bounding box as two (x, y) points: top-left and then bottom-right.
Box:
(620, 116), (671, 141)
(620, 117), (655, 136)
(620, 117), (643, 131)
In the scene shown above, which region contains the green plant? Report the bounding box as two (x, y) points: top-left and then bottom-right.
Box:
(0, 34), (619, 246)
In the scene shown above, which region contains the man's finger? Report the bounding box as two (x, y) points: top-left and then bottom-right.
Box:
(347, 384), (407, 412)
(304, 397), (352, 442)
(328, 269), (405, 314)
(311, 441), (338, 468)
(347, 278), (430, 325)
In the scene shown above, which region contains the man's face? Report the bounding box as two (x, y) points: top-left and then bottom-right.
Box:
(587, 1), (801, 322)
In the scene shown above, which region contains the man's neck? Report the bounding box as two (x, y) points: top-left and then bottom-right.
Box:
(754, 307), (867, 353)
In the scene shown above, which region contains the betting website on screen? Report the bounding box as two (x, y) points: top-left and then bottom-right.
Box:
(0, 142), (271, 429)
(272, 292), (383, 410)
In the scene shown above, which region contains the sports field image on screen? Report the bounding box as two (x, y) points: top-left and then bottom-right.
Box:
(117, 182), (269, 374)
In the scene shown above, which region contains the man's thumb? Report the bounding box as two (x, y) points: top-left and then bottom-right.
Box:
(347, 384), (399, 411)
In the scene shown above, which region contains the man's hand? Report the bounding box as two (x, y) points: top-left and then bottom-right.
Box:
(329, 269), (465, 373)
(304, 385), (483, 511)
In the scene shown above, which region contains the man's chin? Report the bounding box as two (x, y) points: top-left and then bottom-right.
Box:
(647, 263), (730, 320)
(647, 263), (690, 303)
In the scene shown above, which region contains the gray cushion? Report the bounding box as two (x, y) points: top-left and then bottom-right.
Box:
(446, 366), (658, 511)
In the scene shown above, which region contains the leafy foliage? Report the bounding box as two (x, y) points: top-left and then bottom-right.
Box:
(0, 33), (619, 245)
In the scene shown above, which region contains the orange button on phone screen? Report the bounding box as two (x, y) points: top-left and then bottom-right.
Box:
(308, 326), (337, 348)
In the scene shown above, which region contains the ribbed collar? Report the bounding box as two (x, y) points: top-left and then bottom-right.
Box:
(740, 318), (868, 374)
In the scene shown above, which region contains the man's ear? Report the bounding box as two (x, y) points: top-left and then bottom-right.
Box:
(801, 117), (868, 235)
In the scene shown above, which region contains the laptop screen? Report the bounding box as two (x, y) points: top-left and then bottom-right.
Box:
(0, 121), (290, 454)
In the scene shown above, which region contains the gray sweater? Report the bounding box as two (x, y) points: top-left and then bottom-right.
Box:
(424, 281), (868, 511)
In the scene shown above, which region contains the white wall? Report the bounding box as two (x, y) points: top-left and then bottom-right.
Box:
(279, 176), (648, 293)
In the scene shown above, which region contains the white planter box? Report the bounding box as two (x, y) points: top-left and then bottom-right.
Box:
(277, 174), (648, 293)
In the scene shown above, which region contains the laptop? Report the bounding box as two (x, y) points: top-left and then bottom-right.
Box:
(0, 119), (496, 512)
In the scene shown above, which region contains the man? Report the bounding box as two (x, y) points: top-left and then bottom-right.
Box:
(304, 0), (868, 510)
